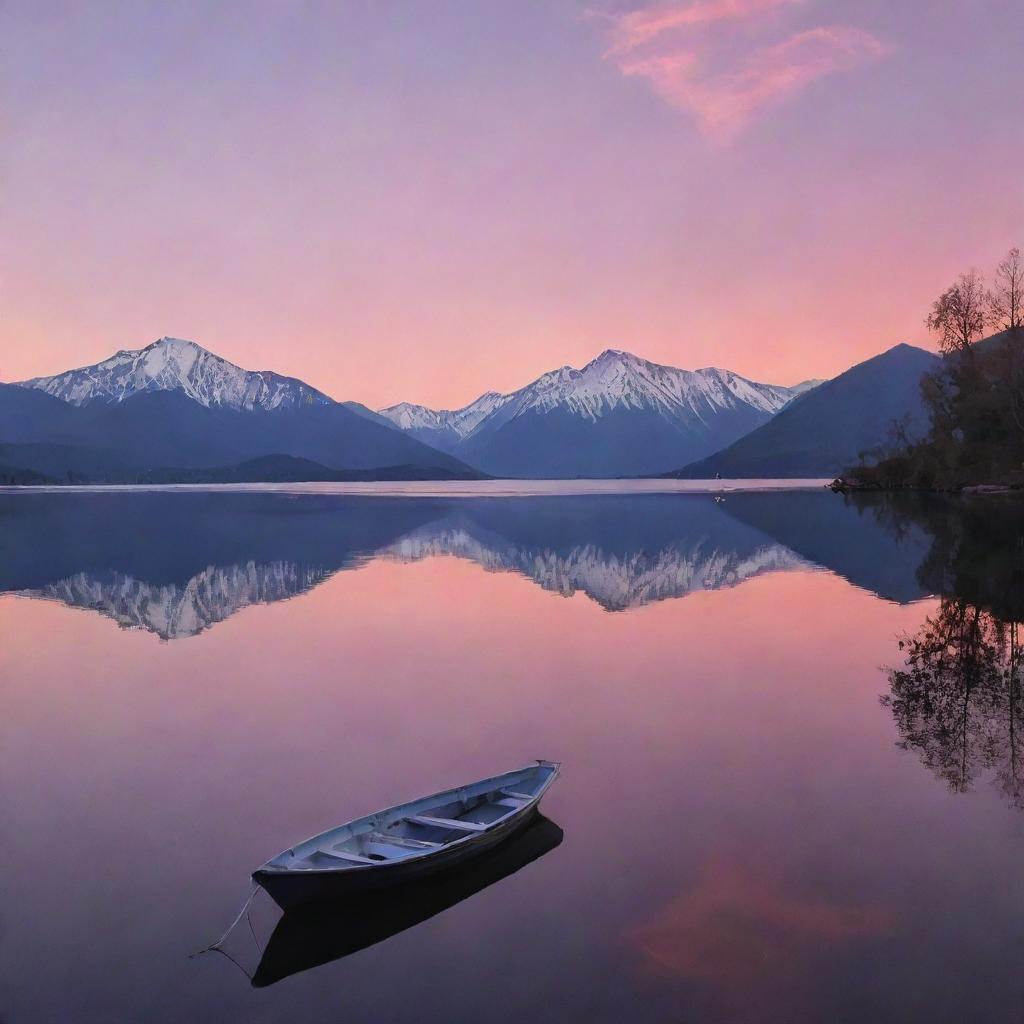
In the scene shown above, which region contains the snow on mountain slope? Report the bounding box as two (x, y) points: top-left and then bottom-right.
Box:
(381, 350), (803, 443)
(18, 336), (333, 412)
(489, 349), (798, 425)
(377, 349), (810, 477)
(8, 336), (481, 476)
(377, 392), (512, 451)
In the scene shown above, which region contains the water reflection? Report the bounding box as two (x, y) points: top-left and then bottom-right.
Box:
(378, 510), (806, 612)
(883, 496), (1024, 806)
(0, 491), (439, 639)
(887, 604), (1024, 803)
(629, 855), (893, 994)
(0, 490), (941, 639)
(25, 564), (335, 640)
(4, 488), (1024, 1022)
(249, 814), (563, 988)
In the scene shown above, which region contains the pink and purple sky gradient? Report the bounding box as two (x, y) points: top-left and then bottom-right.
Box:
(3, 1), (1022, 408)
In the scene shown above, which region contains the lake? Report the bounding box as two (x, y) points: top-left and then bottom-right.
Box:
(1, 484), (1022, 1023)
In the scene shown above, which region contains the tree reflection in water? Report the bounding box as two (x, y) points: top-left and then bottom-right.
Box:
(886, 603), (1023, 804)
(881, 494), (1024, 807)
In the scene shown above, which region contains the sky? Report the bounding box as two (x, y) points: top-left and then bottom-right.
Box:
(2, 0), (1022, 409)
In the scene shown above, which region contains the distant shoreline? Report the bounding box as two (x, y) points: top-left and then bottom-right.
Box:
(0, 478), (832, 498)
(829, 477), (1023, 497)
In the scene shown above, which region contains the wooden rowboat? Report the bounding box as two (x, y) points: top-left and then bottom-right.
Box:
(252, 814), (563, 986)
(252, 760), (560, 910)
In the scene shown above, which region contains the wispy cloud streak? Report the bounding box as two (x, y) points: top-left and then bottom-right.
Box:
(601, 0), (802, 56)
(592, 1), (892, 140)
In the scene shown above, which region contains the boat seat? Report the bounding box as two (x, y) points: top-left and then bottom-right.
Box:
(318, 848), (377, 865)
(371, 831), (442, 849)
(500, 790), (535, 801)
(408, 814), (488, 832)
(363, 841), (418, 860)
(492, 797), (526, 809)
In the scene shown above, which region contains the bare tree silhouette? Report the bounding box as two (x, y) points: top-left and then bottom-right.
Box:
(926, 269), (989, 355)
(990, 247), (1023, 332)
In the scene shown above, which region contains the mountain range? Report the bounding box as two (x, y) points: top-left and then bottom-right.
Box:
(2, 337), (478, 482)
(379, 349), (820, 477)
(0, 334), (946, 482)
(671, 344), (941, 479)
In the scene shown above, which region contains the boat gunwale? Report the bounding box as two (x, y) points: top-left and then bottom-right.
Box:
(253, 760), (560, 877)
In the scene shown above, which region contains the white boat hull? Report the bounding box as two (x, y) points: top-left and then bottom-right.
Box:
(252, 761), (560, 910)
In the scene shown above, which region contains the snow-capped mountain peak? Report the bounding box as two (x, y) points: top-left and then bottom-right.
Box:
(378, 402), (447, 432)
(17, 336), (333, 412)
(497, 349), (800, 424)
(375, 346), (817, 474)
(382, 348), (812, 440)
(379, 390), (512, 440)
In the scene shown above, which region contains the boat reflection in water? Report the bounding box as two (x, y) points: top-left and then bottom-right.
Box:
(249, 813), (563, 987)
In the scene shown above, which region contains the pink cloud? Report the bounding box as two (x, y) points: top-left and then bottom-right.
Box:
(594, 2), (892, 140)
(600, 0), (803, 56)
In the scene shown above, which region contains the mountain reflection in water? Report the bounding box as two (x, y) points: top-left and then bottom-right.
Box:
(4, 486), (1024, 1023)
(0, 489), (936, 639)
(7, 485), (1021, 809)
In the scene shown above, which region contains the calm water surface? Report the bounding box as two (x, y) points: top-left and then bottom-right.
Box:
(1, 485), (1022, 1022)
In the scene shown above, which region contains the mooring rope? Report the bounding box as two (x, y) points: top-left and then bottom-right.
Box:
(188, 884), (260, 961)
